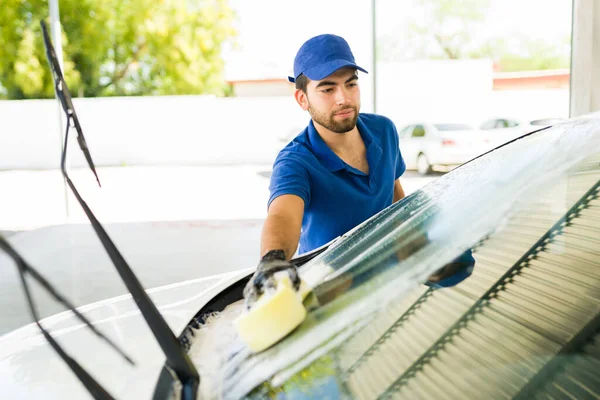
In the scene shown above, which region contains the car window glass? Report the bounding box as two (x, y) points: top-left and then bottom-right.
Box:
(412, 125), (425, 138)
(398, 125), (412, 138)
(531, 118), (565, 126)
(480, 120), (496, 130)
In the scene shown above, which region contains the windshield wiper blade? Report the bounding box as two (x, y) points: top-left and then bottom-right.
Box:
(0, 236), (134, 365)
(0, 236), (118, 400)
(40, 20), (200, 399)
(41, 20), (100, 188)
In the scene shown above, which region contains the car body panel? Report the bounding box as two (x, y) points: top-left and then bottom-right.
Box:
(0, 268), (252, 399)
(400, 123), (487, 171)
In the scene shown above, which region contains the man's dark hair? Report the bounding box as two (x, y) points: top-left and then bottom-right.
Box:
(295, 68), (358, 93)
(295, 74), (308, 93)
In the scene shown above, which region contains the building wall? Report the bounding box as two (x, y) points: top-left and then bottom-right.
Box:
(375, 60), (569, 128)
(493, 70), (570, 90)
(0, 81), (569, 171)
(376, 59), (492, 126)
(231, 80), (293, 97)
(0, 95), (309, 170)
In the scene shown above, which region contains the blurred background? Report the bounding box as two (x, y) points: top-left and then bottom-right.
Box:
(0, 0), (590, 334)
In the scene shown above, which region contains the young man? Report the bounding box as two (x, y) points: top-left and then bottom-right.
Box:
(243, 34), (406, 304)
(265, 34), (406, 259)
(244, 34), (473, 306)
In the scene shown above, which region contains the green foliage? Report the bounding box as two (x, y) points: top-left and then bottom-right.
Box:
(0, 0), (237, 99)
(409, 0), (491, 60)
(471, 35), (571, 72)
(377, 0), (570, 72)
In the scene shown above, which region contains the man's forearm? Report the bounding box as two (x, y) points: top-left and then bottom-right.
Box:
(260, 214), (301, 260)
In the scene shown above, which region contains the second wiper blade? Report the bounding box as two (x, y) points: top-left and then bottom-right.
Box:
(0, 235), (124, 400)
(0, 236), (134, 365)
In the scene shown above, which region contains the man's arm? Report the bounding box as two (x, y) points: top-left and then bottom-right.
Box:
(261, 194), (305, 260)
(393, 179), (406, 203)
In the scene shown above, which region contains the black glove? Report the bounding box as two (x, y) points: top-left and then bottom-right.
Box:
(243, 250), (301, 309)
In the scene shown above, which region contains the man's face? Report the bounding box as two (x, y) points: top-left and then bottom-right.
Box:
(296, 67), (361, 134)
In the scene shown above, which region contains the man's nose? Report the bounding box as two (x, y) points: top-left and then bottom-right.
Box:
(335, 87), (350, 105)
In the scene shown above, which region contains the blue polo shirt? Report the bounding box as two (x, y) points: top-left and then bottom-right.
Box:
(268, 113), (406, 254)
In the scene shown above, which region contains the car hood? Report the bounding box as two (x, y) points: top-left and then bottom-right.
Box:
(0, 268), (252, 399)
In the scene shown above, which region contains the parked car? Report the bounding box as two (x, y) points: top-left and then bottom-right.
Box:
(479, 117), (567, 147)
(277, 126), (304, 144)
(399, 123), (489, 175)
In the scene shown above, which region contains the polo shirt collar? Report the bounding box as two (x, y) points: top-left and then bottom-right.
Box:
(308, 120), (345, 172)
(307, 115), (383, 175)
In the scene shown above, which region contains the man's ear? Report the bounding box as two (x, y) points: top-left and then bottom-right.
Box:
(294, 89), (309, 111)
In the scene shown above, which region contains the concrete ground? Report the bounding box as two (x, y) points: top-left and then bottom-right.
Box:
(0, 166), (438, 335)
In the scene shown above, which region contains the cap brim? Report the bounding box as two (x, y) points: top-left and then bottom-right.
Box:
(288, 76), (296, 83)
(303, 59), (368, 81)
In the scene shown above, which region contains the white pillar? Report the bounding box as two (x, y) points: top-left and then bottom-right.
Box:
(48, 0), (69, 217)
(570, 0), (600, 117)
(49, 0), (64, 71)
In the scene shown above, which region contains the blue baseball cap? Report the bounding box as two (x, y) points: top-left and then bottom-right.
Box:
(288, 34), (368, 83)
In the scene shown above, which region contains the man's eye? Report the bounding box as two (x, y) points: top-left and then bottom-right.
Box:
(322, 88), (333, 93)
(348, 82), (358, 88)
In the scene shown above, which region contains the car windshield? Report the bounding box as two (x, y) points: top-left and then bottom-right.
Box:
(183, 114), (600, 400)
(434, 123), (474, 131)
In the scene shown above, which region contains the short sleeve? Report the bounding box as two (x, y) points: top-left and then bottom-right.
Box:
(268, 156), (311, 210)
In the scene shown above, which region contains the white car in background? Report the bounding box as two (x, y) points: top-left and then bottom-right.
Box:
(479, 117), (566, 147)
(399, 123), (489, 175)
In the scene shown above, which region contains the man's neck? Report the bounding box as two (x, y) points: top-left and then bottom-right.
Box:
(313, 120), (362, 154)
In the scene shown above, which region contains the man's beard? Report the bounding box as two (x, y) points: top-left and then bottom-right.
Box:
(308, 104), (359, 134)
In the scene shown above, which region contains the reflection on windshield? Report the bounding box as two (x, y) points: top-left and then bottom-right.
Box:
(186, 114), (600, 400)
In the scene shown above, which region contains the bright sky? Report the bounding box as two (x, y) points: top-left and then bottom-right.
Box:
(223, 0), (573, 80)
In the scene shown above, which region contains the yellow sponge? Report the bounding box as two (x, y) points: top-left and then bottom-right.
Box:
(234, 274), (308, 352)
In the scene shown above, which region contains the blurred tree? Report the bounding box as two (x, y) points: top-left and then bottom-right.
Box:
(470, 35), (571, 72)
(409, 0), (490, 60)
(376, 0), (490, 62)
(0, 0), (237, 99)
(376, 0), (570, 72)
